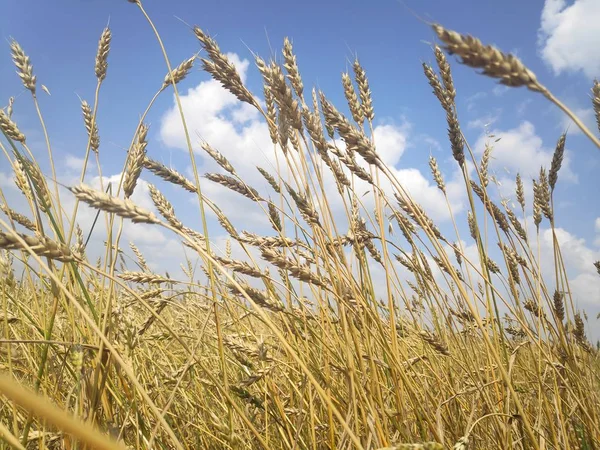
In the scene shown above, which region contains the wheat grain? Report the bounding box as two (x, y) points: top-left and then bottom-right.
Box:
(161, 56), (195, 91)
(592, 80), (600, 133)
(118, 271), (171, 284)
(433, 24), (542, 92)
(124, 123), (149, 199)
(194, 26), (256, 107)
(0, 231), (76, 262)
(205, 173), (263, 201)
(0, 109), (26, 143)
(148, 184), (183, 229)
(201, 142), (235, 175)
(95, 27), (111, 82)
(549, 134), (566, 191)
(69, 184), (160, 224)
(282, 37), (303, 99)
(342, 72), (364, 125)
(81, 100), (100, 153)
(10, 40), (36, 93)
(0, 204), (36, 231)
(143, 157), (197, 194)
(429, 156), (445, 192)
(352, 59), (374, 121)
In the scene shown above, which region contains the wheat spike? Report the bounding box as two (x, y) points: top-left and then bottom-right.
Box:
(95, 27), (111, 82)
(10, 40), (36, 93)
(124, 123), (149, 199)
(0, 231), (76, 262)
(433, 24), (542, 92)
(143, 157), (197, 194)
(161, 56), (196, 91)
(69, 184), (160, 224)
(0, 109), (26, 143)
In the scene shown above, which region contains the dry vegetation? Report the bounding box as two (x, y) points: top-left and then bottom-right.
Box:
(1, 1), (600, 449)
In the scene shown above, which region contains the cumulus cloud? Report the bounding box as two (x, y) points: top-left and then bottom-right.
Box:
(538, 0), (600, 79)
(474, 121), (577, 188)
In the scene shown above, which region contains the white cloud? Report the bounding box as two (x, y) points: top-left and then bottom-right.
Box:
(64, 155), (86, 172)
(538, 0), (600, 79)
(558, 106), (596, 136)
(537, 226), (600, 306)
(372, 123), (408, 166)
(474, 121), (577, 184)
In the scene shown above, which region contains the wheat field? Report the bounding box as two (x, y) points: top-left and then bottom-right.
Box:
(1, 1), (600, 449)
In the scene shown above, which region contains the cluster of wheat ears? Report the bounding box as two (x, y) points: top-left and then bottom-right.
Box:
(1, 1), (600, 449)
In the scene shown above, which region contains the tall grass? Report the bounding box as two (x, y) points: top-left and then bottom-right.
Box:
(1, 3), (599, 449)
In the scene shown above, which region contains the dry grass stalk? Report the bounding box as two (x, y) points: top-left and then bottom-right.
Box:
(143, 157), (197, 194)
(69, 184), (160, 224)
(10, 40), (36, 93)
(201, 142), (235, 175)
(433, 24), (541, 92)
(0, 204), (36, 231)
(124, 123), (149, 199)
(95, 27), (111, 82)
(0, 109), (26, 143)
(81, 100), (100, 153)
(205, 173), (263, 201)
(0, 231), (76, 262)
(161, 55), (195, 91)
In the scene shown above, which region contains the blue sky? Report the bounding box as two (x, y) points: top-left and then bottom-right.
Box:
(1, 0), (599, 318)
